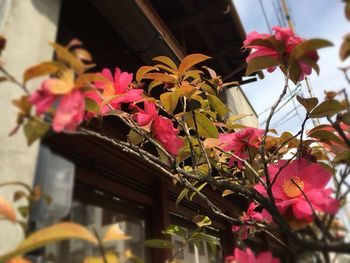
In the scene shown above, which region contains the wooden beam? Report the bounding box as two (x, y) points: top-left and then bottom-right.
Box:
(135, 0), (185, 60)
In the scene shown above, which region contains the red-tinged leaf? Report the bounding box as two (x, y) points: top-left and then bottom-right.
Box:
(310, 99), (345, 118)
(203, 138), (220, 149)
(245, 56), (280, 76)
(289, 39), (333, 62)
(50, 43), (85, 74)
(178, 54), (211, 78)
(299, 55), (320, 75)
(160, 89), (180, 113)
(0, 223), (98, 262)
(75, 73), (108, 88)
(0, 35), (6, 54)
(12, 96), (32, 115)
(136, 66), (158, 83)
(153, 56), (178, 70)
(289, 61), (302, 84)
(23, 61), (63, 83)
(142, 73), (176, 83)
(0, 197), (16, 222)
(102, 224), (131, 244)
(66, 38), (83, 49)
(179, 83), (198, 99)
(23, 118), (50, 146)
(296, 95), (319, 112)
(73, 48), (92, 62)
(340, 34), (350, 61)
(202, 66), (218, 79)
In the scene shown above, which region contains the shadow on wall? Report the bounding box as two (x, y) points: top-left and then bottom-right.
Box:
(31, 0), (61, 25)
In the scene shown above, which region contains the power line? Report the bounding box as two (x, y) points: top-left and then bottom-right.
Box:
(270, 0), (284, 27)
(258, 0), (272, 33)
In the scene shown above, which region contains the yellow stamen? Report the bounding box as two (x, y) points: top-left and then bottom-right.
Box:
(282, 176), (304, 198)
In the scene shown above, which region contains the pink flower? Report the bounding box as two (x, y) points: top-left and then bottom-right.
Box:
(29, 79), (56, 115)
(244, 26), (319, 80)
(232, 202), (272, 239)
(225, 248), (279, 263)
(52, 90), (85, 132)
(255, 158), (339, 221)
(219, 128), (264, 169)
(86, 68), (143, 116)
(134, 101), (184, 155)
(29, 79), (85, 132)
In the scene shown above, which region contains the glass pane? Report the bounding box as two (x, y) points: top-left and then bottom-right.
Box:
(46, 200), (147, 262)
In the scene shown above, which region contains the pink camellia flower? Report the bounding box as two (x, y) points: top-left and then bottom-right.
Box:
(29, 79), (85, 132)
(134, 101), (184, 155)
(86, 68), (143, 117)
(255, 158), (339, 221)
(232, 202), (272, 239)
(225, 248), (280, 263)
(29, 79), (56, 115)
(52, 90), (85, 132)
(244, 26), (319, 80)
(219, 128), (264, 169)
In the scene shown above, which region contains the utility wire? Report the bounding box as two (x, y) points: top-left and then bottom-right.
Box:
(270, 0), (284, 27)
(258, 0), (272, 33)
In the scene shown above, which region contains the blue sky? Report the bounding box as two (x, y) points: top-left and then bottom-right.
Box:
(233, 0), (350, 133)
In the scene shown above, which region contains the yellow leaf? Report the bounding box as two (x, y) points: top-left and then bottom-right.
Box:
(48, 70), (75, 95)
(102, 223), (131, 244)
(84, 251), (119, 263)
(160, 89), (180, 113)
(203, 138), (220, 149)
(0, 223), (98, 262)
(222, 190), (234, 197)
(50, 43), (85, 74)
(153, 56), (178, 70)
(0, 197), (16, 222)
(177, 54), (211, 78)
(23, 61), (64, 83)
(75, 73), (108, 88)
(142, 73), (177, 83)
(136, 66), (158, 83)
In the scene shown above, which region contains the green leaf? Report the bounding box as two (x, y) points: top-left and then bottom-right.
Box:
(176, 188), (189, 207)
(18, 206), (29, 218)
(143, 239), (174, 249)
(185, 112), (219, 138)
(128, 129), (144, 145)
(163, 224), (187, 239)
(189, 182), (207, 201)
(0, 223), (98, 262)
(160, 89), (180, 113)
(245, 56), (280, 76)
(227, 114), (252, 125)
(23, 118), (50, 146)
(308, 130), (345, 145)
(188, 232), (221, 255)
(296, 95), (318, 112)
(192, 215), (212, 228)
(310, 99), (345, 118)
(289, 39), (333, 62)
(334, 150), (350, 163)
(85, 97), (99, 113)
(207, 95), (227, 118)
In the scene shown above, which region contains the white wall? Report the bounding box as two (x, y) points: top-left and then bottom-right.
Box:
(0, 0), (60, 254)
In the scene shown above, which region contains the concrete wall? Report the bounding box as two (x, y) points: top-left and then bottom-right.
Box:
(0, 0), (60, 254)
(225, 86), (259, 128)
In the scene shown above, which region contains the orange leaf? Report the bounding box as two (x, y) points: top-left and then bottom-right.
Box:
(136, 66), (158, 83)
(50, 43), (85, 74)
(6, 256), (31, 263)
(153, 56), (177, 70)
(142, 73), (177, 83)
(73, 48), (92, 62)
(23, 61), (63, 83)
(177, 54), (211, 78)
(0, 197), (16, 222)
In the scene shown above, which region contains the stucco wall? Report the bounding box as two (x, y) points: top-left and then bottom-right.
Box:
(0, 0), (60, 254)
(225, 86), (259, 128)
